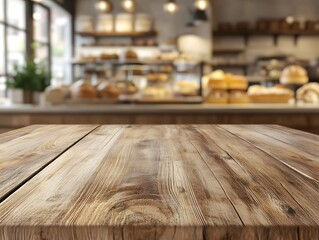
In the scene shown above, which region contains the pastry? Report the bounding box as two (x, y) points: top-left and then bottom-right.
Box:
(45, 87), (65, 105)
(147, 73), (169, 83)
(206, 90), (228, 104)
(297, 82), (319, 104)
(206, 70), (228, 90)
(280, 65), (309, 85)
(158, 65), (174, 73)
(142, 86), (173, 98)
(227, 74), (248, 90)
(100, 53), (119, 60)
(175, 81), (198, 96)
(116, 81), (138, 95)
(229, 90), (250, 104)
(71, 80), (97, 99)
(124, 49), (138, 60)
(248, 85), (294, 103)
(97, 82), (121, 99)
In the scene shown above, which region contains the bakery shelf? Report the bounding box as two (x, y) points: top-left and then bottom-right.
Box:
(213, 29), (319, 45)
(205, 61), (250, 75)
(80, 44), (159, 48)
(213, 49), (245, 55)
(72, 59), (173, 66)
(76, 31), (158, 38)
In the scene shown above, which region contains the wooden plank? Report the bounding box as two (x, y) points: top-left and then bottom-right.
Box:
(220, 125), (319, 181)
(0, 128), (15, 134)
(0, 125), (318, 239)
(0, 125), (242, 239)
(0, 125), (44, 144)
(193, 125), (319, 225)
(246, 125), (319, 156)
(183, 125), (317, 226)
(0, 125), (98, 201)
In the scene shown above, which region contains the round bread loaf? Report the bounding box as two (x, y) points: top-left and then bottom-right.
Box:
(280, 65), (309, 85)
(97, 82), (121, 99)
(71, 80), (97, 99)
(297, 82), (319, 104)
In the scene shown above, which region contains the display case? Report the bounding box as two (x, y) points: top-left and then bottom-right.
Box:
(71, 59), (204, 104)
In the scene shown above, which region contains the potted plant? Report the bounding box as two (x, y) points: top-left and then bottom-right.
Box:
(6, 59), (51, 104)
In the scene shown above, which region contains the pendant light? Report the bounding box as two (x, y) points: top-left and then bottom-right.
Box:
(121, 0), (137, 13)
(164, 0), (179, 14)
(194, 0), (209, 11)
(95, 0), (113, 13)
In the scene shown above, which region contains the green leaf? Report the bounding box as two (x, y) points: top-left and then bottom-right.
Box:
(6, 58), (51, 92)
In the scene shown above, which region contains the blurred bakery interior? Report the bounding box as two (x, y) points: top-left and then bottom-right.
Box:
(1, 0), (319, 133)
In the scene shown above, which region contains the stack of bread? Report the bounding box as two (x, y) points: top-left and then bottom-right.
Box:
(248, 85), (294, 103)
(67, 80), (138, 102)
(175, 81), (198, 97)
(204, 70), (249, 104)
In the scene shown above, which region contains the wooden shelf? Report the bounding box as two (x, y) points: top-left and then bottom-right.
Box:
(213, 49), (245, 55)
(72, 59), (173, 66)
(81, 44), (159, 48)
(76, 31), (157, 38)
(213, 30), (319, 45)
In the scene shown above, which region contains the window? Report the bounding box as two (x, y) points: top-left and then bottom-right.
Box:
(51, 5), (72, 85)
(33, 3), (51, 69)
(0, 0), (27, 98)
(0, 0), (3, 21)
(7, 0), (25, 29)
(0, 0), (72, 98)
(0, 24), (4, 74)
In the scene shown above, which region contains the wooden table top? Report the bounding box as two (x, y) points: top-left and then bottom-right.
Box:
(0, 125), (318, 240)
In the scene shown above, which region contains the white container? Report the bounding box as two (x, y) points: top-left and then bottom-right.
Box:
(77, 16), (94, 32)
(8, 89), (24, 104)
(96, 14), (114, 32)
(134, 14), (152, 32)
(115, 14), (133, 32)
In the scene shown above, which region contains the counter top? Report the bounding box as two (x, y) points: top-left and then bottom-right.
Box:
(0, 103), (319, 114)
(0, 125), (318, 239)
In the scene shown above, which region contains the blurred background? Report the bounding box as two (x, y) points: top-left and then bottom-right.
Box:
(1, 0), (319, 134)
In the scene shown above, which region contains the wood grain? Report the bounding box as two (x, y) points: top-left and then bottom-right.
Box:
(0, 125), (98, 201)
(0, 125), (318, 239)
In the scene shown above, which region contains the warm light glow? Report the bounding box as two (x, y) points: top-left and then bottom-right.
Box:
(164, 1), (179, 14)
(95, 0), (112, 13)
(286, 16), (294, 24)
(33, 12), (41, 21)
(194, 0), (209, 10)
(121, 0), (137, 13)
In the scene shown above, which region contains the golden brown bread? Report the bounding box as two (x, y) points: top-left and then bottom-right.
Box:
(297, 82), (319, 104)
(248, 85), (293, 103)
(71, 80), (97, 99)
(97, 82), (121, 99)
(205, 90), (228, 104)
(280, 65), (309, 85)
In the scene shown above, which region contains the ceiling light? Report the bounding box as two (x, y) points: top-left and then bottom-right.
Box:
(194, 0), (209, 11)
(95, 0), (113, 13)
(164, 0), (179, 14)
(121, 0), (137, 13)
